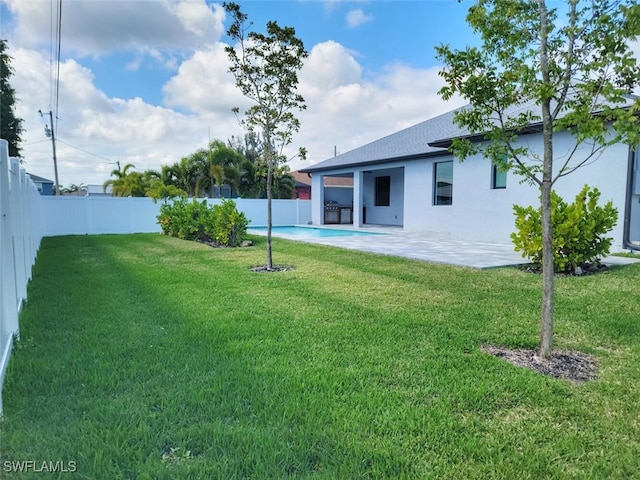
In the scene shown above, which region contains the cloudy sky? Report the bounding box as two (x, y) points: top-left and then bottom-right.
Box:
(3, 0), (481, 186)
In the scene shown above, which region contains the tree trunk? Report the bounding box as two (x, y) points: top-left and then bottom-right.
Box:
(267, 152), (273, 270)
(539, 179), (554, 358)
(537, 0), (554, 359)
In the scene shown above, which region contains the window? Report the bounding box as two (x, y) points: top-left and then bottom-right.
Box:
(492, 164), (507, 189)
(433, 161), (453, 205)
(375, 175), (390, 206)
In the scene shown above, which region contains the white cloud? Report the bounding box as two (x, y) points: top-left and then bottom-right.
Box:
(300, 41), (362, 91)
(346, 9), (373, 28)
(6, 4), (465, 187)
(11, 46), (234, 186)
(294, 54), (465, 169)
(11, 35), (464, 185)
(162, 43), (247, 116)
(4, 0), (225, 59)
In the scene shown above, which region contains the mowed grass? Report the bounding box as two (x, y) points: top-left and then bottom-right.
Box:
(2, 234), (639, 479)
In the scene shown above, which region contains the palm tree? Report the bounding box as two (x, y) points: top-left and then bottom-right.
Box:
(194, 140), (243, 198)
(103, 163), (135, 195)
(167, 157), (198, 197)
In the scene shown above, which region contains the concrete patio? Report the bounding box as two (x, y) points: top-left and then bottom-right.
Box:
(252, 226), (640, 269)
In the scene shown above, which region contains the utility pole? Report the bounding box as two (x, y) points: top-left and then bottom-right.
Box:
(39, 110), (60, 195)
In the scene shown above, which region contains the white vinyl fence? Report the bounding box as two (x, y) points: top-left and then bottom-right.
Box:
(0, 148), (310, 413)
(40, 196), (312, 236)
(0, 140), (44, 414)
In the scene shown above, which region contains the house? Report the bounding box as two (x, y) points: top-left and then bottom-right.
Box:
(291, 171), (311, 199)
(27, 174), (54, 195)
(86, 184), (113, 197)
(291, 171), (354, 201)
(300, 104), (640, 251)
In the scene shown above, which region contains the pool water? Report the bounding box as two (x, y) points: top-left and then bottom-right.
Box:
(248, 226), (386, 238)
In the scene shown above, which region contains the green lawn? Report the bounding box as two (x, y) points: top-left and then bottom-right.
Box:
(2, 234), (639, 479)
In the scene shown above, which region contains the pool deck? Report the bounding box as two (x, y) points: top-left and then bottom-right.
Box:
(249, 225), (640, 269)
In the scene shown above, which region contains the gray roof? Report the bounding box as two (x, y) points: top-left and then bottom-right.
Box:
(301, 93), (638, 174)
(300, 107), (466, 173)
(27, 173), (54, 184)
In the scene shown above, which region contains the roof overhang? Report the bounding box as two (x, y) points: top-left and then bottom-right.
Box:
(299, 150), (448, 174)
(428, 122), (545, 148)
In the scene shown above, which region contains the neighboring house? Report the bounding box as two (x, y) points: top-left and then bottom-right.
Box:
(292, 170), (354, 223)
(291, 171), (353, 201)
(300, 103), (640, 251)
(291, 171), (311, 199)
(86, 184), (113, 197)
(27, 174), (54, 195)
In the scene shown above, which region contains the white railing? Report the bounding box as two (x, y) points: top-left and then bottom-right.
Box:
(0, 140), (44, 414)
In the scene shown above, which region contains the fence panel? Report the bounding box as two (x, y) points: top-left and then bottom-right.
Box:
(40, 197), (311, 236)
(0, 140), (43, 414)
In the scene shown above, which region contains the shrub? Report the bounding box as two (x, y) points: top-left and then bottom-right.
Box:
(207, 199), (249, 247)
(511, 185), (618, 273)
(157, 199), (212, 241)
(157, 198), (248, 247)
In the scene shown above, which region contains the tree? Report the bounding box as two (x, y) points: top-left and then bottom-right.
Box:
(60, 183), (87, 195)
(167, 158), (198, 197)
(224, 2), (308, 270)
(229, 133), (264, 198)
(436, 0), (640, 358)
(194, 140), (243, 198)
(0, 39), (24, 158)
(103, 162), (134, 195)
(102, 163), (153, 197)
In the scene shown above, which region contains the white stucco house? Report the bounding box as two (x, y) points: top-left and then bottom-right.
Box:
(300, 102), (640, 251)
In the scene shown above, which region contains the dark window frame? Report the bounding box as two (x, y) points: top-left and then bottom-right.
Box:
(433, 161), (453, 206)
(492, 163), (507, 189)
(375, 175), (391, 206)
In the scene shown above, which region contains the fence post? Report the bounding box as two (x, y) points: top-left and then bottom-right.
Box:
(11, 159), (27, 305)
(0, 141), (19, 414)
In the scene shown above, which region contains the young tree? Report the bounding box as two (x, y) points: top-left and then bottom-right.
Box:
(0, 39), (24, 158)
(436, 0), (640, 358)
(224, 2), (308, 270)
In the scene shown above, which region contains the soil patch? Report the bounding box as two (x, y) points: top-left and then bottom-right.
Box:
(250, 265), (295, 273)
(521, 262), (609, 276)
(481, 345), (597, 383)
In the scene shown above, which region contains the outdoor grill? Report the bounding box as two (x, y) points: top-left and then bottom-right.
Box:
(324, 202), (353, 224)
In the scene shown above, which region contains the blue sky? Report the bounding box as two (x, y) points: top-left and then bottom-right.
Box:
(2, 0), (477, 186)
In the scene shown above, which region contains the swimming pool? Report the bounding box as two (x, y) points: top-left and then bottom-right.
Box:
(248, 226), (386, 238)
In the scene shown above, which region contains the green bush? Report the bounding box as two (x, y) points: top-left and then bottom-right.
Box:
(207, 199), (249, 247)
(511, 185), (618, 273)
(158, 199), (211, 241)
(157, 199), (247, 247)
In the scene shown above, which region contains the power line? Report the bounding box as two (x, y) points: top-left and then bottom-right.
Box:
(54, 0), (62, 133)
(23, 139), (51, 147)
(55, 138), (129, 163)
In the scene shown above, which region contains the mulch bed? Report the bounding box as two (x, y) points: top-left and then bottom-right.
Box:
(521, 262), (609, 276)
(250, 265), (295, 273)
(481, 345), (597, 383)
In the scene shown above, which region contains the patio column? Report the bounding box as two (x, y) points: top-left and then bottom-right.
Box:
(353, 170), (364, 227)
(311, 173), (324, 225)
